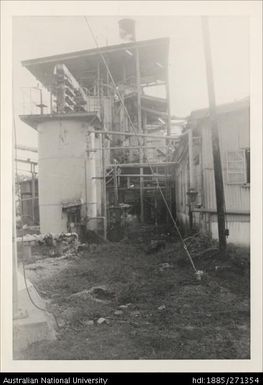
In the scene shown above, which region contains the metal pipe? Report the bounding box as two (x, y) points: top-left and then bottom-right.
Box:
(89, 145), (169, 151)
(114, 174), (171, 177)
(107, 161), (178, 167)
(86, 129), (178, 140)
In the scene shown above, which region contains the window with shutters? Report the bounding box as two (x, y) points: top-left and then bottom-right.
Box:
(226, 150), (247, 184)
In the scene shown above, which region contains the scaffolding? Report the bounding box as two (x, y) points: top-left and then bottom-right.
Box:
(20, 37), (179, 239)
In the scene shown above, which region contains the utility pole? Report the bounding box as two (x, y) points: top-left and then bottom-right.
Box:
(202, 16), (227, 251)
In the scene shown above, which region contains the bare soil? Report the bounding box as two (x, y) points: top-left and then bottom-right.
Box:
(14, 227), (250, 360)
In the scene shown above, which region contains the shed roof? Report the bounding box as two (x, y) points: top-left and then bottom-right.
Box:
(22, 37), (169, 89)
(189, 97), (250, 122)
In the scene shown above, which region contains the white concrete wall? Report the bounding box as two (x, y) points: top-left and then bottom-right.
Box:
(37, 119), (102, 233)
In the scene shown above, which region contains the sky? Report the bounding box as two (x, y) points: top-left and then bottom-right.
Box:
(13, 15), (249, 171)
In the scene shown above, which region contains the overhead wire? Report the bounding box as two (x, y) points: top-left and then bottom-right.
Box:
(83, 17), (198, 274)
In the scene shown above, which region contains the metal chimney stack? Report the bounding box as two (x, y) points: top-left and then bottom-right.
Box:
(118, 18), (136, 42)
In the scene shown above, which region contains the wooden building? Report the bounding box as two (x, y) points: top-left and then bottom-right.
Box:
(174, 98), (250, 246)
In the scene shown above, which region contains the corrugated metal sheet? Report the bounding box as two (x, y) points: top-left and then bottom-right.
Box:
(174, 100), (250, 246)
(200, 108), (250, 212)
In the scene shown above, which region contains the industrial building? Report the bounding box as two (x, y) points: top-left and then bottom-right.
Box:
(174, 97), (250, 246)
(19, 20), (178, 239)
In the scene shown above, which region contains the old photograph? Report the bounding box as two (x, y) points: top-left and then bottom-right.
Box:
(11, 13), (252, 361)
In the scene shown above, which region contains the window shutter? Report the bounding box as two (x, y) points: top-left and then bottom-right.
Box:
(226, 150), (246, 184)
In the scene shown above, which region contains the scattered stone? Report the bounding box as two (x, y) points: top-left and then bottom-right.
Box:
(114, 310), (123, 316)
(158, 305), (166, 311)
(119, 303), (131, 309)
(160, 263), (172, 269)
(159, 262), (173, 272)
(97, 317), (109, 325)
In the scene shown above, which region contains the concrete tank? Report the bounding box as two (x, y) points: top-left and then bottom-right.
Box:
(37, 119), (102, 234)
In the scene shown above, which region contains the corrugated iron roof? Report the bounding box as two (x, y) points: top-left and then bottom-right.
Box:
(189, 97), (250, 121)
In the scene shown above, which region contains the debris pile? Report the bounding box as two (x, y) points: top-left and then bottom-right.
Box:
(17, 232), (79, 259)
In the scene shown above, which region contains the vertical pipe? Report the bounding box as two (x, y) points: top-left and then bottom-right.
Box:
(101, 139), (107, 240)
(84, 157), (88, 219)
(135, 46), (144, 222)
(202, 16), (226, 251)
(86, 132), (97, 230)
(31, 164), (36, 225)
(113, 163), (118, 206)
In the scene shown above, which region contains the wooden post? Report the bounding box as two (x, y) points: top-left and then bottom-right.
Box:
(202, 16), (227, 251)
(135, 47), (144, 222)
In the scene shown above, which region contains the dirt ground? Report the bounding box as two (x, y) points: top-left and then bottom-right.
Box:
(14, 226), (250, 360)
